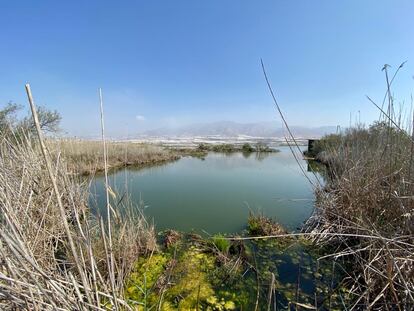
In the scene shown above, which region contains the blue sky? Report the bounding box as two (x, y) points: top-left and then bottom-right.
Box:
(1, 1), (414, 137)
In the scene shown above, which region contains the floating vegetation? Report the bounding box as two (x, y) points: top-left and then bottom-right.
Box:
(249, 238), (349, 310)
(126, 253), (171, 307)
(125, 228), (349, 310)
(126, 240), (238, 310)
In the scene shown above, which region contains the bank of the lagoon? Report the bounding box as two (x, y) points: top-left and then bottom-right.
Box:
(90, 146), (317, 233)
(89, 147), (347, 310)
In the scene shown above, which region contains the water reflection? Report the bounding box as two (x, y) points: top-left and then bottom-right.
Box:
(91, 147), (319, 233)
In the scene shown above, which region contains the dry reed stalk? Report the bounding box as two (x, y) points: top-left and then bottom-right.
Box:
(98, 88), (118, 309)
(261, 59), (322, 189)
(267, 272), (275, 311)
(25, 84), (94, 306)
(52, 138), (179, 176)
(0, 85), (156, 310)
(260, 62), (413, 308)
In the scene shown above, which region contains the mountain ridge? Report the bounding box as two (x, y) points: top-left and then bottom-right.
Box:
(139, 121), (337, 138)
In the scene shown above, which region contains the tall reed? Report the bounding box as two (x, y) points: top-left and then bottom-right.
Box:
(262, 60), (414, 309)
(0, 94), (155, 310)
(52, 139), (179, 175)
(303, 81), (414, 308)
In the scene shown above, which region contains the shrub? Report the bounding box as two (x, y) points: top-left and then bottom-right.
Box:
(241, 143), (255, 152)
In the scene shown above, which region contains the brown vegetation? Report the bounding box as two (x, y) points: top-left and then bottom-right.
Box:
(53, 139), (180, 175)
(247, 213), (286, 236)
(304, 120), (414, 308)
(0, 134), (156, 309)
(262, 60), (414, 309)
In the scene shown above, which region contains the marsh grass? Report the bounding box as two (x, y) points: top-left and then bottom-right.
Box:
(261, 60), (414, 309)
(2, 63), (413, 309)
(0, 133), (156, 309)
(302, 99), (414, 307)
(53, 139), (180, 175)
(212, 234), (231, 254)
(303, 121), (414, 308)
(247, 212), (286, 236)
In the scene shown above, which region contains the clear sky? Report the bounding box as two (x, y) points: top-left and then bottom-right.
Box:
(1, 1), (414, 137)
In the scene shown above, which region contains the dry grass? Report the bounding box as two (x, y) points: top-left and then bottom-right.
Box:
(261, 60), (414, 309)
(0, 85), (159, 309)
(52, 139), (180, 175)
(247, 212), (286, 236)
(304, 121), (414, 308)
(0, 132), (156, 310)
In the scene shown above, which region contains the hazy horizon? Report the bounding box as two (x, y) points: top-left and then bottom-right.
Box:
(64, 120), (337, 140)
(1, 1), (414, 137)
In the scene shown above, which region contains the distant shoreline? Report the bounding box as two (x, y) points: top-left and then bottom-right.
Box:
(116, 136), (309, 148)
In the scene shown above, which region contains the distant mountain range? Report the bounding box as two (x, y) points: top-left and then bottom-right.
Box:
(140, 121), (337, 138)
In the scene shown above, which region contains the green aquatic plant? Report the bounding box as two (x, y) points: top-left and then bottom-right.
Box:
(124, 229), (347, 310)
(126, 253), (170, 306)
(164, 246), (217, 309)
(126, 245), (238, 310)
(212, 234), (231, 254)
(164, 246), (239, 310)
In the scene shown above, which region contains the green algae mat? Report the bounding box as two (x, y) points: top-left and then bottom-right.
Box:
(125, 232), (350, 310)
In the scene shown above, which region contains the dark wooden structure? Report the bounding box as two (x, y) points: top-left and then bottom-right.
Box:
(307, 139), (319, 157)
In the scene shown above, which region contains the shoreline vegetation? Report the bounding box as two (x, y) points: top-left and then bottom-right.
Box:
(54, 139), (181, 175)
(1, 73), (413, 309)
(301, 120), (414, 309)
(52, 139), (278, 176)
(197, 142), (279, 153)
(0, 125), (340, 310)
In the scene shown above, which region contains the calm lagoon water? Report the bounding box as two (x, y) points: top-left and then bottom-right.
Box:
(90, 148), (340, 309)
(90, 147), (318, 234)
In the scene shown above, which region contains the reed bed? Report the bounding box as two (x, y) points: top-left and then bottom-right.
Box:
(0, 133), (156, 309)
(52, 139), (180, 175)
(261, 60), (414, 309)
(304, 121), (414, 308)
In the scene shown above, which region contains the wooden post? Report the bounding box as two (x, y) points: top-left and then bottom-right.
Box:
(25, 84), (93, 305)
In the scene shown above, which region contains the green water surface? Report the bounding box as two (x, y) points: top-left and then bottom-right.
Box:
(90, 147), (347, 309)
(90, 147), (319, 234)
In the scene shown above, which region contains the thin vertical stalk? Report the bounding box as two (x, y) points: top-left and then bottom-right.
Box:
(383, 66), (394, 197)
(253, 252), (260, 311)
(267, 272), (275, 311)
(295, 253), (302, 311)
(99, 88), (118, 309)
(408, 107), (414, 191)
(261, 59), (321, 188)
(378, 61), (406, 121)
(24, 84), (93, 306)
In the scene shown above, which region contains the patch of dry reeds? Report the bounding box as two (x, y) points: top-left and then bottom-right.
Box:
(262, 60), (414, 309)
(303, 77), (414, 308)
(52, 139), (180, 175)
(0, 88), (156, 309)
